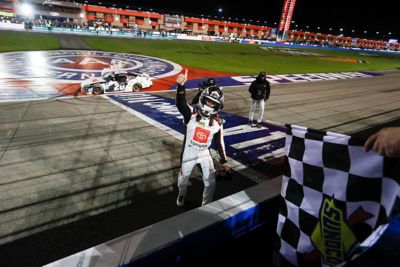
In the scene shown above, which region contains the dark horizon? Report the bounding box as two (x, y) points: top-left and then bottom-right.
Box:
(78, 0), (399, 40)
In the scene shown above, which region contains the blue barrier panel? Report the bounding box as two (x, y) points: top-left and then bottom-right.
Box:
(31, 26), (178, 40)
(348, 214), (400, 266)
(260, 41), (400, 55)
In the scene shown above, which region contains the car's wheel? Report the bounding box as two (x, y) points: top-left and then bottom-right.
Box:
(132, 83), (142, 92)
(92, 84), (104, 95)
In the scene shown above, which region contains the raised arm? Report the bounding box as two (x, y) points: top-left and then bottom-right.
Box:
(176, 69), (192, 124)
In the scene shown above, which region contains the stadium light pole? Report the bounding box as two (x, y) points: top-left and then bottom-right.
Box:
(279, 0), (297, 41)
(218, 8), (223, 18)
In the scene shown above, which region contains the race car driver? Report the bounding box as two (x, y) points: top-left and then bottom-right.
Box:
(175, 70), (230, 206)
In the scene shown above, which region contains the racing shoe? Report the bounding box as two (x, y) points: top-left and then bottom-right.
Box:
(176, 195), (185, 207)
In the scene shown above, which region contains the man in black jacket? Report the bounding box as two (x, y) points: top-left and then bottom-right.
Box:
(248, 71), (271, 128)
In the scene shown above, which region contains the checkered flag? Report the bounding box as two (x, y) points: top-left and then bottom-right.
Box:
(277, 125), (400, 266)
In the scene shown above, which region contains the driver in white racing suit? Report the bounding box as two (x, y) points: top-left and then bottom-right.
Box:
(175, 70), (230, 206)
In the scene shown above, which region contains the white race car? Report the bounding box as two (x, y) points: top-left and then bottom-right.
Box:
(81, 68), (152, 95)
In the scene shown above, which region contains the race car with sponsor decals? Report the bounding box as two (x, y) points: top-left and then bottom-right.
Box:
(81, 66), (153, 94)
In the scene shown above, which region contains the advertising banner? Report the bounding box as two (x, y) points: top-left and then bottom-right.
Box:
(164, 15), (181, 28)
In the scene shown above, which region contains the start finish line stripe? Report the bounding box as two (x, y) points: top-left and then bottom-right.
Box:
(172, 71), (383, 90)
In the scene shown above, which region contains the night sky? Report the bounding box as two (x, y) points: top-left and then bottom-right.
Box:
(80, 0), (399, 40)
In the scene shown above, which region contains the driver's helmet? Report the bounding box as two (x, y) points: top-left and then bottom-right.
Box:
(198, 86), (224, 117)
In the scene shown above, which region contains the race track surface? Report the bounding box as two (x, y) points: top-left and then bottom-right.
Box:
(0, 33), (399, 266)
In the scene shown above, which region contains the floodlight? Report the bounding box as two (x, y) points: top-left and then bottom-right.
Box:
(20, 3), (34, 17)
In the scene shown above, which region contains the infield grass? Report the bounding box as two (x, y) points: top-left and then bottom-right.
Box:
(0, 31), (59, 52)
(0, 31), (399, 75)
(84, 36), (400, 75)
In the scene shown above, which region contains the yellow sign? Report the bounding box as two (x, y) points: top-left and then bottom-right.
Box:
(311, 198), (357, 266)
(0, 12), (15, 17)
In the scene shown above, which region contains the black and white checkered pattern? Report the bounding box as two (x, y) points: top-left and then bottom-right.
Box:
(277, 125), (400, 266)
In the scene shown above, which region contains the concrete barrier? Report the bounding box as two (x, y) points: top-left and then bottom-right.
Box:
(45, 177), (282, 267)
(0, 22), (24, 30)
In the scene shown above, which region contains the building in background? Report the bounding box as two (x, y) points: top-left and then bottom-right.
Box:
(1, 1), (398, 50)
(0, 0), (15, 17)
(13, 0), (82, 21)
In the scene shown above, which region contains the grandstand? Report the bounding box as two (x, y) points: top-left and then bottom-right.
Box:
(1, 0), (399, 50)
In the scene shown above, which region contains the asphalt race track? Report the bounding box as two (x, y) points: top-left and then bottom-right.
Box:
(0, 34), (399, 266)
(157, 70), (400, 135)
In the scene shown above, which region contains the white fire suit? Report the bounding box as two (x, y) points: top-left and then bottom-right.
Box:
(176, 84), (227, 205)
